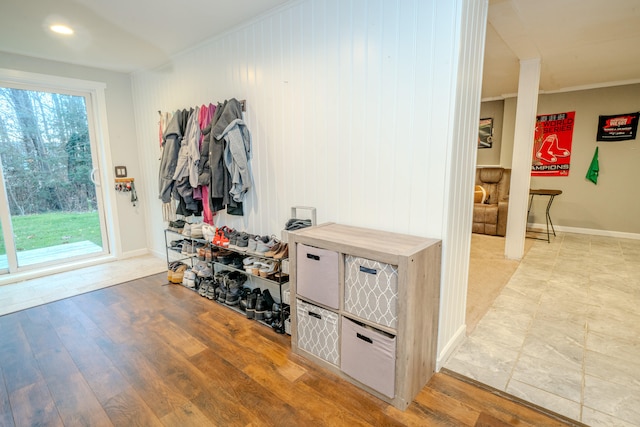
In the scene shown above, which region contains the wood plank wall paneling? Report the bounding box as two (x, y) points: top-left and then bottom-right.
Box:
(437, 0), (489, 365)
(131, 0), (487, 366)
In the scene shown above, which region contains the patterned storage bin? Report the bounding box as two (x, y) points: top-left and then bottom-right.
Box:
(341, 317), (396, 398)
(296, 299), (340, 366)
(296, 243), (339, 309)
(344, 256), (398, 329)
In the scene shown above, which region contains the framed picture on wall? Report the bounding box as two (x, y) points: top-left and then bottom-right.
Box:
(478, 118), (493, 149)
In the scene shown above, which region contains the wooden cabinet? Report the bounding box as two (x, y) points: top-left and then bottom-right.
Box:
(289, 223), (441, 410)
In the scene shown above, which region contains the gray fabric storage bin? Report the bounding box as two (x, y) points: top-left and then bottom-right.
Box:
(344, 255), (399, 328)
(296, 299), (340, 366)
(341, 317), (396, 398)
(296, 243), (339, 309)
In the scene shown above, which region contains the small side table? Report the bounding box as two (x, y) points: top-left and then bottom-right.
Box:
(527, 189), (562, 243)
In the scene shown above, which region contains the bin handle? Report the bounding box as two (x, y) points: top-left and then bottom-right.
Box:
(309, 312), (322, 320)
(359, 266), (377, 275)
(357, 333), (373, 344)
(307, 253), (320, 261)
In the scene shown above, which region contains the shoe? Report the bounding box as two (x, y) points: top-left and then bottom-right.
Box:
(229, 255), (244, 269)
(216, 249), (234, 265)
(273, 272), (289, 283)
(225, 273), (246, 306)
(264, 242), (283, 258)
(206, 283), (216, 300)
(182, 222), (192, 237)
(181, 241), (191, 255)
(246, 289), (260, 319)
(182, 269), (196, 288)
(171, 264), (188, 284)
(255, 289), (275, 321)
(239, 288), (251, 311)
(233, 232), (250, 252)
(251, 262), (266, 276)
(254, 236), (277, 256)
(227, 229), (240, 247)
(168, 219), (186, 232)
(259, 260), (278, 278)
(167, 261), (187, 283)
(274, 243), (289, 260)
(196, 265), (213, 279)
(247, 235), (260, 254)
(199, 279), (210, 297)
(190, 222), (204, 239)
(202, 223), (216, 241)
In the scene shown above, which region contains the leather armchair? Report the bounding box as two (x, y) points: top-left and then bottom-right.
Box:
(472, 167), (511, 236)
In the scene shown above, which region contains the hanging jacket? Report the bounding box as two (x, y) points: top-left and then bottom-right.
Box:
(173, 106), (201, 187)
(220, 118), (252, 203)
(158, 110), (184, 203)
(207, 101), (228, 211)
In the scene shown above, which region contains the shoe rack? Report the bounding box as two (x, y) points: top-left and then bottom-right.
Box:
(164, 228), (290, 333)
(288, 223), (442, 410)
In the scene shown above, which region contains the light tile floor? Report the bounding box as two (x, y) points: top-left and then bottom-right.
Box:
(0, 253), (167, 316)
(446, 233), (640, 426)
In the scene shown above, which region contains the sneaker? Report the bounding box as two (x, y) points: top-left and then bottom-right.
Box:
(196, 265), (213, 279)
(182, 222), (192, 237)
(255, 236), (277, 256)
(181, 241), (192, 255)
(233, 232), (250, 252)
(202, 224), (216, 241)
(187, 243), (197, 256)
(182, 269), (196, 288)
(247, 235), (259, 254)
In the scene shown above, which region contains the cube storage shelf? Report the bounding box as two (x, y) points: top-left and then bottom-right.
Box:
(289, 223), (441, 410)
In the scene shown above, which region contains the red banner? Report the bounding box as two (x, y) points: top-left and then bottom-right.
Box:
(531, 111), (575, 177)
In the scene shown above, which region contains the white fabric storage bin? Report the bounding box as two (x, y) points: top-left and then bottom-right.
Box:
(296, 243), (339, 309)
(341, 317), (396, 398)
(344, 255), (399, 329)
(296, 299), (340, 366)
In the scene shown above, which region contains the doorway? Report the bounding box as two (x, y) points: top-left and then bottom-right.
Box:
(0, 83), (109, 273)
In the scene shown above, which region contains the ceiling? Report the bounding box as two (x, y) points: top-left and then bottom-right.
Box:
(1, 0), (639, 99)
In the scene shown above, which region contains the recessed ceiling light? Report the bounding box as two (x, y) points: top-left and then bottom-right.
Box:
(50, 24), (74, 35)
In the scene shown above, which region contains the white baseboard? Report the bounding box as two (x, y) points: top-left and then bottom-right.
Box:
(436, 324), (467, 371)
(527, 223), (640, 240)
(118, 248), (151, 259)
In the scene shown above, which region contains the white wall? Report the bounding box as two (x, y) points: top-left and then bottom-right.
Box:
(0, 52), (148, 256)
(132, 0), (487, 365)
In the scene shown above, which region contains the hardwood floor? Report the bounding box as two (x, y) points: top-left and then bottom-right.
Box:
(0, 273), (583, 427)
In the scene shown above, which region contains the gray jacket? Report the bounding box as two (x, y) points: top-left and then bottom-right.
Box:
(220, 118), (252, 202)
(158, 110), (183, 203)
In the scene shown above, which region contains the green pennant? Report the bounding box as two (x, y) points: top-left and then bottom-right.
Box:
(586, 146), (599, 184)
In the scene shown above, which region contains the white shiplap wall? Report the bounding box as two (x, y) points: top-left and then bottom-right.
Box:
(131, 0), (487, 365)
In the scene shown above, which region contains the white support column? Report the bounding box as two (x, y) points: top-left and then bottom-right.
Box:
(505, 58), (541, 260)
